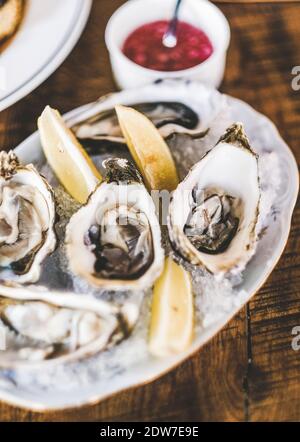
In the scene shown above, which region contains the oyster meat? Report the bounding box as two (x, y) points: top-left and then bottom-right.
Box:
(168, 123), (260, 275)
(0, 151), (56, 284)
(66, 158), (164, 290)
(70, 101), (200, 152)
(0, 287), (139, 366)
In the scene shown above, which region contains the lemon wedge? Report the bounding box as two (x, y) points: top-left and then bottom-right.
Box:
(38, 106), (101, 204)
(149, 257), (194, 357)
(115, 105), (179, 191)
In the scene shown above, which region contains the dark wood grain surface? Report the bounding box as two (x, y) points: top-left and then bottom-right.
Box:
(0, 0), (299, 422)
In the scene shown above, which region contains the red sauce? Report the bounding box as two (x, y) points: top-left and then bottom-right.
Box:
(122, 20), (213, 72)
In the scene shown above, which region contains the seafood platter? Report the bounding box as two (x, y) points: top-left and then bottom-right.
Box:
(0, 80), (298, 410)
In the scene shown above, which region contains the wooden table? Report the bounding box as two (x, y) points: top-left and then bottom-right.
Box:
(0, 0), (299, 422)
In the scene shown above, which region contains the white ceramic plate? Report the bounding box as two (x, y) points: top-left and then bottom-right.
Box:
(0, 81), (298, 411)
(0, 0), (92, 111)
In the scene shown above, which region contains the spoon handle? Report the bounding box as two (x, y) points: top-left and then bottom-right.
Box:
(162, 0), (183, 48)
(169, 0), (183, 35)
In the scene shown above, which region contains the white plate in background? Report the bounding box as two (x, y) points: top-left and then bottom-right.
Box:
(0, 0), (92, 111)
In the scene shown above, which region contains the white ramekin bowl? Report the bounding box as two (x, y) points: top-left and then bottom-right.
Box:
(105, 0), (230, 90)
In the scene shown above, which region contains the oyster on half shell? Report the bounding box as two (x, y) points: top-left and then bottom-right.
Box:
(70, 101), (201, 153)
(66, 158), (164, 290)
(0, 287), (139, 367)
(66, 80), (222, 158)
(0, 151), (56, 284)
(168, 123), (260, 275)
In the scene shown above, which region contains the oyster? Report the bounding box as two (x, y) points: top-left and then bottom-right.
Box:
(168, 123), (260, 275)
(71, 101), (200, 150)
(66, 81), (216, 155)
(66, 158), (164, 290)
(0, 286), (139, 367)
(0, 151), (56, 284)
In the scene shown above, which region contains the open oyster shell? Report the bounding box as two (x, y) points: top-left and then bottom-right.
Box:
(0, 151), (56, 284)
(66, 81), (217, 155)
(70, 101), (201, 148)
(65, 158), (164, 291)
(168, 123), (260, 275)
(0, 285), (139, 367)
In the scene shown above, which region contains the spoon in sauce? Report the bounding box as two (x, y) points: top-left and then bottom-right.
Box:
(162, 0), (183, 48)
